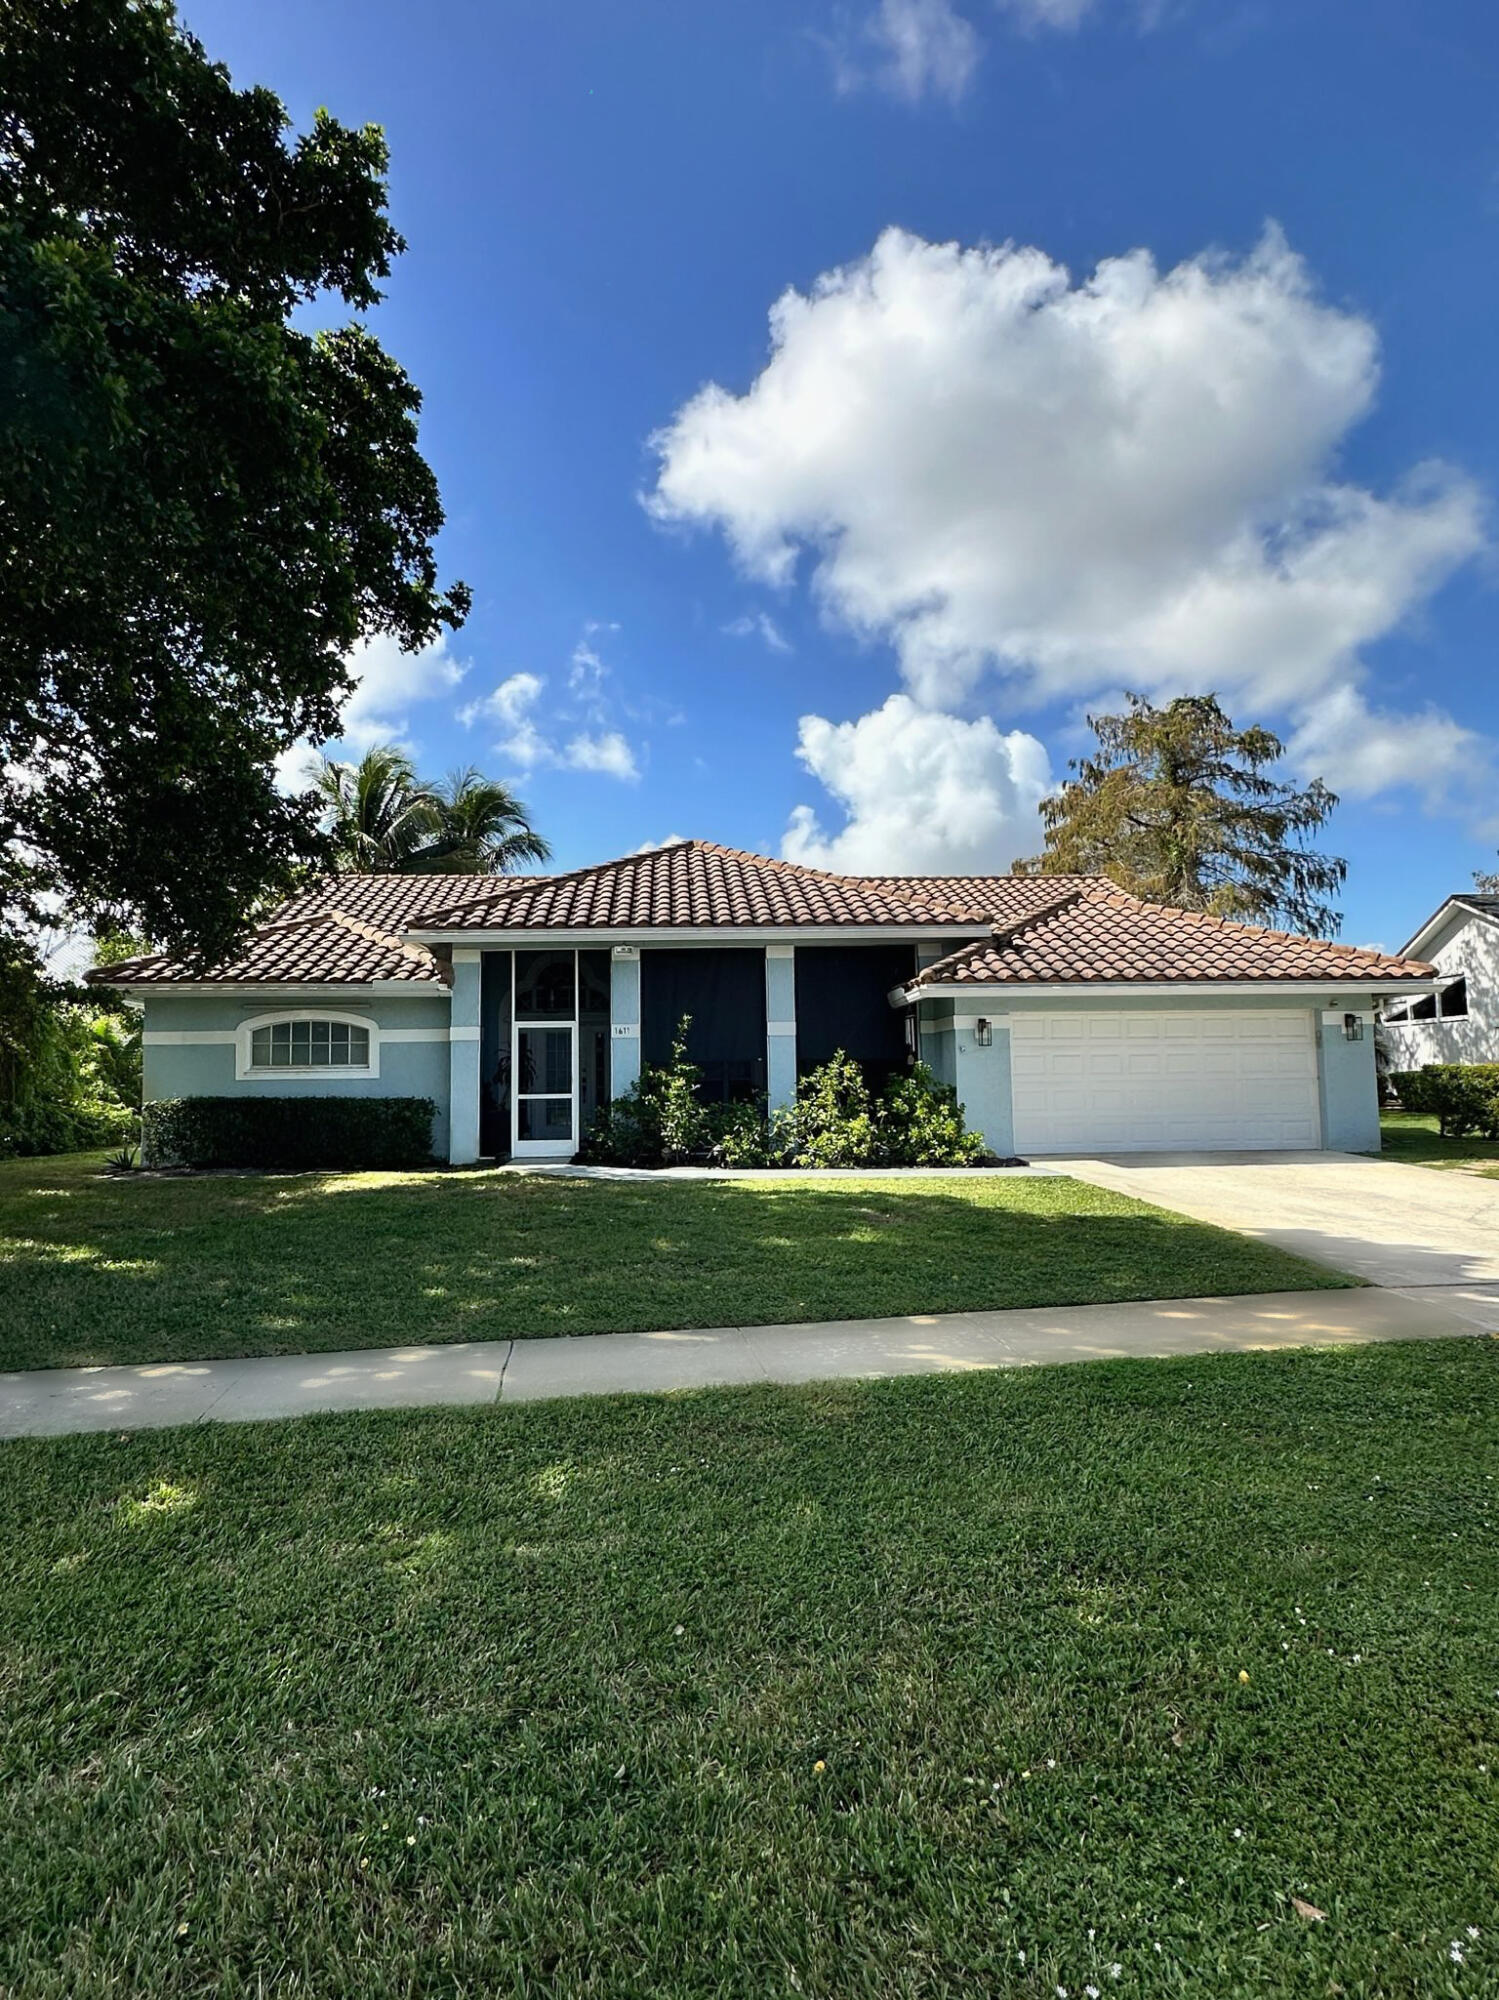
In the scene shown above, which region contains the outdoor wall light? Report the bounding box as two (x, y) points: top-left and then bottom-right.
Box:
(1343, 1012), (1364, 1042)
(974, 1018), (993, 1047)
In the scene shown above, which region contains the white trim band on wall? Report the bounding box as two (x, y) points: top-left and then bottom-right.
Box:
(767, 1021), (797, 1036)
(146, 1025), (458, 1049)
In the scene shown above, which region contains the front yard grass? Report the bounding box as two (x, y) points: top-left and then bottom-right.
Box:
(0, 1152), (1350, 1373)
(1, 1338), (1494, 1998)
(1379, 1109), (1499, 1177)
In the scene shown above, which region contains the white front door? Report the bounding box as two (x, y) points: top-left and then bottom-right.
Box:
(512, 1020), (577, 1158)
(1010, 1008), (1321, 1154)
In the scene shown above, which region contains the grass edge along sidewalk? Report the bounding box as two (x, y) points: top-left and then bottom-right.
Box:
(0, 1151), (1352, 1373)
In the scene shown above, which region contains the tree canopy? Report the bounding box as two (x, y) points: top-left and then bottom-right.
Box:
(1015, 693), (1346, 937)
(313, 746), (550, 876)
(0, 0), (469, 966)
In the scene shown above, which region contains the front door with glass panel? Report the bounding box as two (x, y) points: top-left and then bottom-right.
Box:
(512, 949), (578, 1158)
(514, 1022), (576, 1155)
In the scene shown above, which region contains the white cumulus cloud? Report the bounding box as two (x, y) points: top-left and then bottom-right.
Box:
(459, 663), (640, 783)
(336, 632), (467, 749)
(564, 730), (640, 781)
(832, 0), (981, 105)
(274, 632), (467, 791)
(648, 224), (1488, 809)
(783, 693), (1053, 873)
(1286, 685), (1481, 806)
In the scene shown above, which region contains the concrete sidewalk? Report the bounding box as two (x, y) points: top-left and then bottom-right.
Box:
(0, 1285), (1482, 1439)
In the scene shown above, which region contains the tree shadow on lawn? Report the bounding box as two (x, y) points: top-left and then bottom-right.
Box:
(0, 1159), (1349, 1373)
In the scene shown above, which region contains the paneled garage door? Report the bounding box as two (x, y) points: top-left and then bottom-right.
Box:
(1010, 1009), (1321, 1154)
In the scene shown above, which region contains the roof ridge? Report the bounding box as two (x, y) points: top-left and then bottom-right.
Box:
(324, 907), (440, 972)
(404, 839), (1002, 932)
(694, 839), (969, 913)
(988, 883), (1091, 948)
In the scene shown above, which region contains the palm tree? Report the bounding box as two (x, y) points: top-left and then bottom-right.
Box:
(313, 747), (440, 873)
(313, 748), (550, 875)
(409, 767), (551, 874)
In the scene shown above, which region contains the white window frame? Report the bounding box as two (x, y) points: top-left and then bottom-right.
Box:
(235, 1010), (380, 1081)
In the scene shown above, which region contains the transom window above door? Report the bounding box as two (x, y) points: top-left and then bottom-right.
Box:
(247, 1018), (372, 1071)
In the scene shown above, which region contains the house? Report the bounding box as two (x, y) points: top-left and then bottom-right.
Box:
(90, 840), (1440, 1161)
(1380, 892), (1499, 1067)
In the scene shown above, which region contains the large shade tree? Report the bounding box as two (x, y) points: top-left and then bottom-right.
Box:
(1015, 693), (1347, 937)
(0, 0), (469, 966)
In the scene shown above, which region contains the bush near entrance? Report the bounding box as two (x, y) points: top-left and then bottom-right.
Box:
(579, 1022), (989, 1169)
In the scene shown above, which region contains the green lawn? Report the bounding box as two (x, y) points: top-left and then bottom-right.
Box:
(0, 1152), (1350, 1373)
(1379, 1110), (1499, 1177)
(1, 1340), (1494, 1997)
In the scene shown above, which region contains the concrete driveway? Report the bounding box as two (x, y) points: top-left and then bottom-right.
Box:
(1052, 1150), (1499, 1329)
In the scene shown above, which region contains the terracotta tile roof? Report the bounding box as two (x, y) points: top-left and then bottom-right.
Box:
(410, 840), (996, 932)
(91, 846), (1436, 991)
(906, 883), (1437, 988)
(270, 872), (539, 928)
(90, 907), (450, 987)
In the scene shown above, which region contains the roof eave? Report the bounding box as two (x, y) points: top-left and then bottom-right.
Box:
(87, 977), (450, 998)
(904, 976), (1447, 1000)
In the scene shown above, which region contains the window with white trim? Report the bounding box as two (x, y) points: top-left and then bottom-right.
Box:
(248, 1019), (371, 1070)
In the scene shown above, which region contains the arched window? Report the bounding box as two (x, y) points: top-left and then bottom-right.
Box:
(237, 1013), (377, 1079)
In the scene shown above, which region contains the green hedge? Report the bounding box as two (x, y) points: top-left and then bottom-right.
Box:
(142, 1096), (436, 1170)
(1389, 1064), (1499, 1139)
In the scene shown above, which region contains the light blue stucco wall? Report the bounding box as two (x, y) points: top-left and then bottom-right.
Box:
(140, 990), (454, 1160)
(610, 948), (642, 1098)
(765, 947), (797, 1111)
(953, 1022), (1014, 1157)
(1315, 1008), (1380, 1152)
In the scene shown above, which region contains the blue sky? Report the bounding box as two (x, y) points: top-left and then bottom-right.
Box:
(188, 0), (1499, 947)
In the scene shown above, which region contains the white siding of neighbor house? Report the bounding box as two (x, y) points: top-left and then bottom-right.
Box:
(1383, 907), (1499, 1068)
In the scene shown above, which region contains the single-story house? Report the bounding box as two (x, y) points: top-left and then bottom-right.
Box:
(1381, 891), (1499, 1066)
(91, 840), (1440, 1161)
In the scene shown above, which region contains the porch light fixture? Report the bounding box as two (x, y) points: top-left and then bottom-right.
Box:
(1343, 1012), (1364, 1042)
(974, 1018), (993, 1047)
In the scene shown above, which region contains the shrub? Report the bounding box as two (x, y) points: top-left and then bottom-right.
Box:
(1390, 1064), (1499, 1139)
(774, 1051), (881, 1168)
(0, 959), (141, 1157)
(581, 1040), (989, 1170)
(704, 1098), (774, 1168)
(142, 1096), (435, 1170)
(878, 1064), (989, 1167)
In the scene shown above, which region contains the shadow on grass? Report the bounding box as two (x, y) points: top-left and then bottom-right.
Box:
(0, 1154), (1349, 1373)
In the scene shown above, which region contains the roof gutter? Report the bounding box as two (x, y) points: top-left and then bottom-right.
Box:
(899, 976), (1448, 1002)
(86, 979), (450, 999)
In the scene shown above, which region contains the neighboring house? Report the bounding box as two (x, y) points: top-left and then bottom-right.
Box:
(1381, 893), (1499, 1068)
(90, 840), (1439, 1161)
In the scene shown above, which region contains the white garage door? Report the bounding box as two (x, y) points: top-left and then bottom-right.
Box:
(1010, 1009), (1321, 1154)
